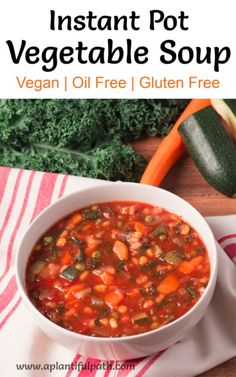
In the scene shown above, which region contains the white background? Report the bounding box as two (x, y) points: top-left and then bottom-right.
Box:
(0, 0), (235, 98)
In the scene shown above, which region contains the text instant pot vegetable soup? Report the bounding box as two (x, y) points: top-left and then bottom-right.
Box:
(26, 201), (210, 337)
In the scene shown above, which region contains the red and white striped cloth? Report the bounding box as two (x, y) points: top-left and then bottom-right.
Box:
(0, 166), (236, 377)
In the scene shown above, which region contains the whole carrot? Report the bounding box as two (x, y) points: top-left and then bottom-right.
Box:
(140, 99), (211, 186)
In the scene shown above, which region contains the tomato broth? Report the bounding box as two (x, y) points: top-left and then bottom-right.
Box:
(26, 201), (210, 337)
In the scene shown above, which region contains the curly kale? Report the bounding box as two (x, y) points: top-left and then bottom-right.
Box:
(0, 140), (146, 182)
(0, 99), (103, 150)
(115, 99), (188, 139)
(0, 99), (187, 181)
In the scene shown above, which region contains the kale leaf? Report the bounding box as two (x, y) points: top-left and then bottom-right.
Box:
(0, 99), (188, 181)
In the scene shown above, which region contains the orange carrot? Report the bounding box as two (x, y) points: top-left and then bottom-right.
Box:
(157, 274), (179, 294)
(190, 255), (203, 268)
(82, 223), (93, 232)
(104, 290), (124, 308)
(178, 255), (203, 275)
(113, 240), (129, 261)
(94, 284), (107, 293)
(64, 308), (77, 317)
(100, 271), (114, 285)
(65, 284), (86, 300)
(93, 269), (114, 285)
(61, 252), (72, 265)
(85, 245), (97, 255)
(140, 99), (211, 186)
(134, 222), (149, 234)
(127, 289), (140, 298)
(178, 261), (194, 275)
(71, 213), (82, 224)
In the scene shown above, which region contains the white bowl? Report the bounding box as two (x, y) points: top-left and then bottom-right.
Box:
(15, 182), (217, 360)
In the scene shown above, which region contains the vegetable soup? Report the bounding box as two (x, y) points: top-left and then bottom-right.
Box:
(26, 201), (210, 337)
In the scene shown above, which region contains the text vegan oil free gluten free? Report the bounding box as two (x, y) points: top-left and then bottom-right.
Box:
(15, 75), (220, 92)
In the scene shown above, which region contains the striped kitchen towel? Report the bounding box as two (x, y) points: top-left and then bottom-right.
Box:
(0, 166), (236, 377)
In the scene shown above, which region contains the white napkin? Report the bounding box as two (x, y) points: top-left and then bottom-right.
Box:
(0, 167), (235, 377)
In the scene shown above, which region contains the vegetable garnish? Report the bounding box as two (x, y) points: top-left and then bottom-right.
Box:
(26, 201), (210, 337)
(0, 99), (187, 182)
(140, 99), (211, 186)
(179, 106), (236, 197)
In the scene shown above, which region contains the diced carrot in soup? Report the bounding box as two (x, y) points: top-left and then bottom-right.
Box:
(158, 274), (179, 294)
(92, 270), (114, 285)
(178, 261), (195, 274)
(134, 222), (149, 234)
(71, 213), (82, 224)
(65, 284), (86, 300)
(104, 290), (124, 308)
(61, 253), (72, 265)
(191, 255), (204, 267)
(113, 240), (129, 261)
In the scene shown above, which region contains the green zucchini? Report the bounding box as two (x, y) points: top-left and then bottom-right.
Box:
(186, 286), (198, 298)
(132, 312), (149, 324)
(178, 106), (236, 198)
(164, 252), (183, 266)
(60, 266), (79, 282)
(211, 99), (236, 141)
(150, 224), (166, 237)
